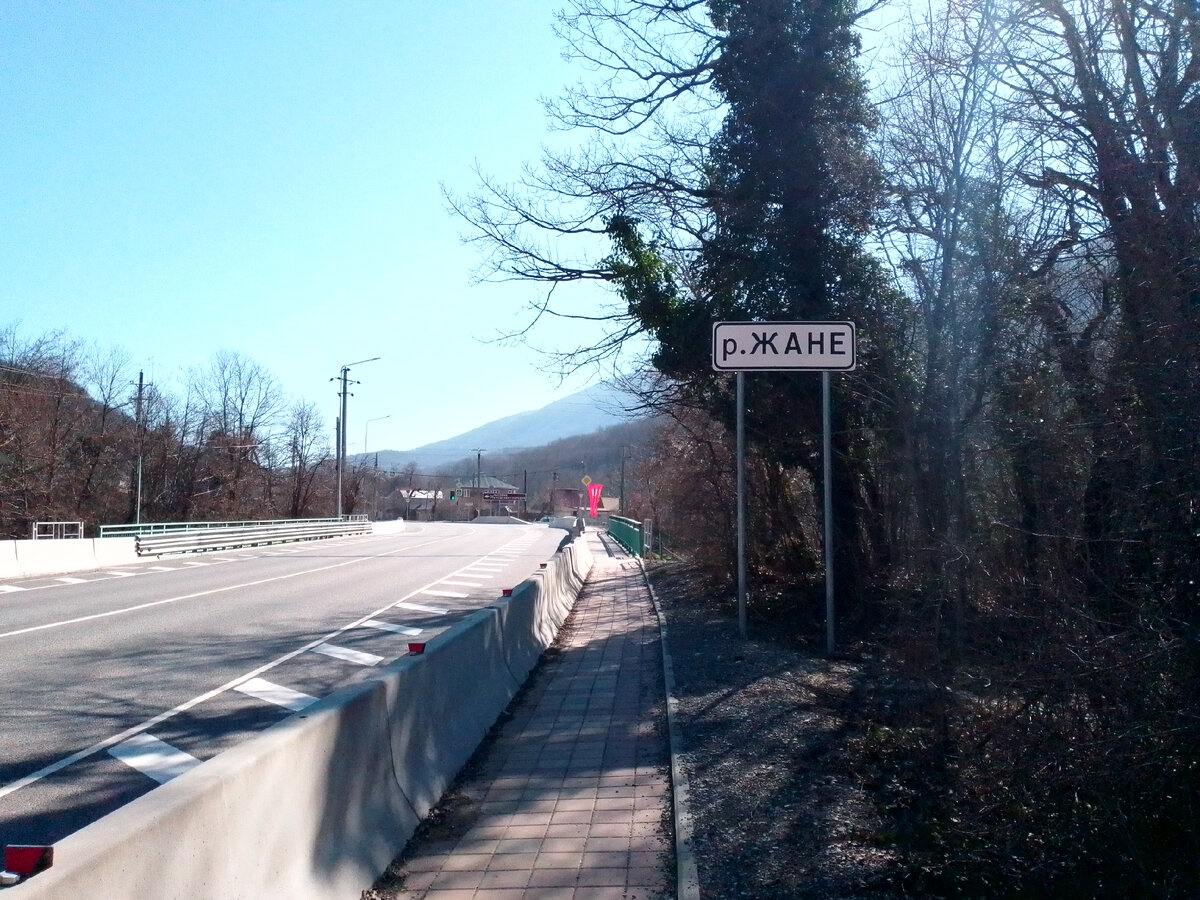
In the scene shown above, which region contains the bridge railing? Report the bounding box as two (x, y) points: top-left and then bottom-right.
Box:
(606, 515), (644, 557)
(130, 518), (371, 557)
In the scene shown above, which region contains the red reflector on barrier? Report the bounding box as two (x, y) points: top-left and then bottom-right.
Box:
(501, 588), (513, 596)
(4, 845), (53, 876)
(539, 562), (547, 568)
(407, 642), (425, 654)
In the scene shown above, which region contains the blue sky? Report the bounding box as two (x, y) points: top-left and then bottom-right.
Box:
(1, 1), (622, 454)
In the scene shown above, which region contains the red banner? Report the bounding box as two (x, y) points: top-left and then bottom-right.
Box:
(587, 482), (603, 517)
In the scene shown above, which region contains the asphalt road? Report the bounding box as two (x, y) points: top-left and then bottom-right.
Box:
(0, 521), (567, 847)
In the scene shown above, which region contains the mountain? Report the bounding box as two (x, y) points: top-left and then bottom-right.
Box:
(364, 382), (639, 472)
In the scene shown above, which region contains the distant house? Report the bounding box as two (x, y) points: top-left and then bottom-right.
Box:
(551, 488), (585, 513)
(397, 489), (442, 521)
(452, 474), (521, 499)
(450, 476), (526, 517)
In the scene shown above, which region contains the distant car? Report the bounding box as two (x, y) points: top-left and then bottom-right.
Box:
(535, 516), (552, 524)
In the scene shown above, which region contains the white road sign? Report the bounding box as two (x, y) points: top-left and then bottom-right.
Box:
(712, 321), (856, 371)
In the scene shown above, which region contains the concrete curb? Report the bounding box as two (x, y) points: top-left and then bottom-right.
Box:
(7, 536), (595, 899)
(640, 558), (702, 900)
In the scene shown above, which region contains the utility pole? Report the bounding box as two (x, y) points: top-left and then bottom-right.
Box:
(473, 449), (484, 488)
(333, 415), (340, 516)
(332, 356), (380, 518)
(134, 370), (145, 525)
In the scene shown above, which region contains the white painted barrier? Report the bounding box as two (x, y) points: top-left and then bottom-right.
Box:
(0, 541), (17, 575)
(0, 538), (139, 580)
(7, 535), (595, 899)
(93, 538), (138, 569)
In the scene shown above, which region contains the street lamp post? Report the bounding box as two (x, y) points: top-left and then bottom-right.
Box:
(364, 415), (390, 520)
(363, 415), (390, 460)
(333, 356), (380, 518)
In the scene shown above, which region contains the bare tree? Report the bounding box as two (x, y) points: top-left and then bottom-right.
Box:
(1000, 0), (1200, 605)
(188, 350), (286, 518)
(282, 400), (330, 519)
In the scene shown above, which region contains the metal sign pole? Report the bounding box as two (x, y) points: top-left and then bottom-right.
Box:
(823, 370), (835, 654)
(737, 371), (747, 640)
(710, 321), (856, 649)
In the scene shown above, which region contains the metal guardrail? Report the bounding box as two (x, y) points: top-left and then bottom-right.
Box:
(133, 519), (371, 556)
(607, 516), (644, 556)
(100, 516), (367, 539)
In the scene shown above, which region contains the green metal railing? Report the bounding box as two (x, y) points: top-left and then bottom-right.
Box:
(607, 515), (643, 556)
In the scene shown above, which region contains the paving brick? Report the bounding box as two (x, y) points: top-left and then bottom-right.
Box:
(372, 533), (674, 898)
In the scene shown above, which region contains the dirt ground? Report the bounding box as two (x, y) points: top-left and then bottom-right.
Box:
(648, 560), (901, 899)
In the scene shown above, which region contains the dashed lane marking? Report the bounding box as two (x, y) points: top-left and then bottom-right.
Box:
(421, 589), (468, 599)
(108, 734), (202, 785)
(55, 577), (88, 584)
(0, 528), (535, 800)
(0, 585), (26, 593)
(235, 677), (318, 712)
(312, 642), (383, 666)
(394, 601), (450, 616)
(363, 619), (423, 637)
(438, 580), (485, 588)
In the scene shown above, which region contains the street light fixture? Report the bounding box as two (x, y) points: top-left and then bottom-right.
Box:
(364, 415), (391, 458)
(364, 414), (391, 520)
(332, 356), (380, 518)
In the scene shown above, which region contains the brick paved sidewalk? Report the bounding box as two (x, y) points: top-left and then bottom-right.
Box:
(373, 531), (673, 899)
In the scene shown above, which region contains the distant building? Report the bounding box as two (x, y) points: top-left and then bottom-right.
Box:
(551, 488), (584, 513)
(449, 475), (525, 518)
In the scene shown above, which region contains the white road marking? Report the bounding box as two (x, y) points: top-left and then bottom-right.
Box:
(439, 580), (484, 587)
(421, 589), (468, 599)
(108, 734), (202, 784)
(235, 677), (317, 712)
(0, 539), (449, 642)
(394, 601), (450, 615)
(55, 577), (87, 584)
(363, 619), (423, 637)
(313, 643), (383, 666)
(103, 571), (137, 578)
(0, 527), (526, 799)
(0, 585), (26, 593)
(179, 561), (210, 567)
(145, 566), (178, 571)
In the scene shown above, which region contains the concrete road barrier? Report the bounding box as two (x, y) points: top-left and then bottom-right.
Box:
(7, 535), (595, 899)
(1, 538), (139, 580)
(0, 542), (17, 576)
(91, 538), (138, 569)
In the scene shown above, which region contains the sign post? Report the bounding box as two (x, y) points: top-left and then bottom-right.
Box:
(711, 321), (856, 650)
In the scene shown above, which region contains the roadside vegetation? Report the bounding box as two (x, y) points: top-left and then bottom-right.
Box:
(0, 328), (654, 533)
(450, 1), (1200, 895)
(4, 1), (1197, 893)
